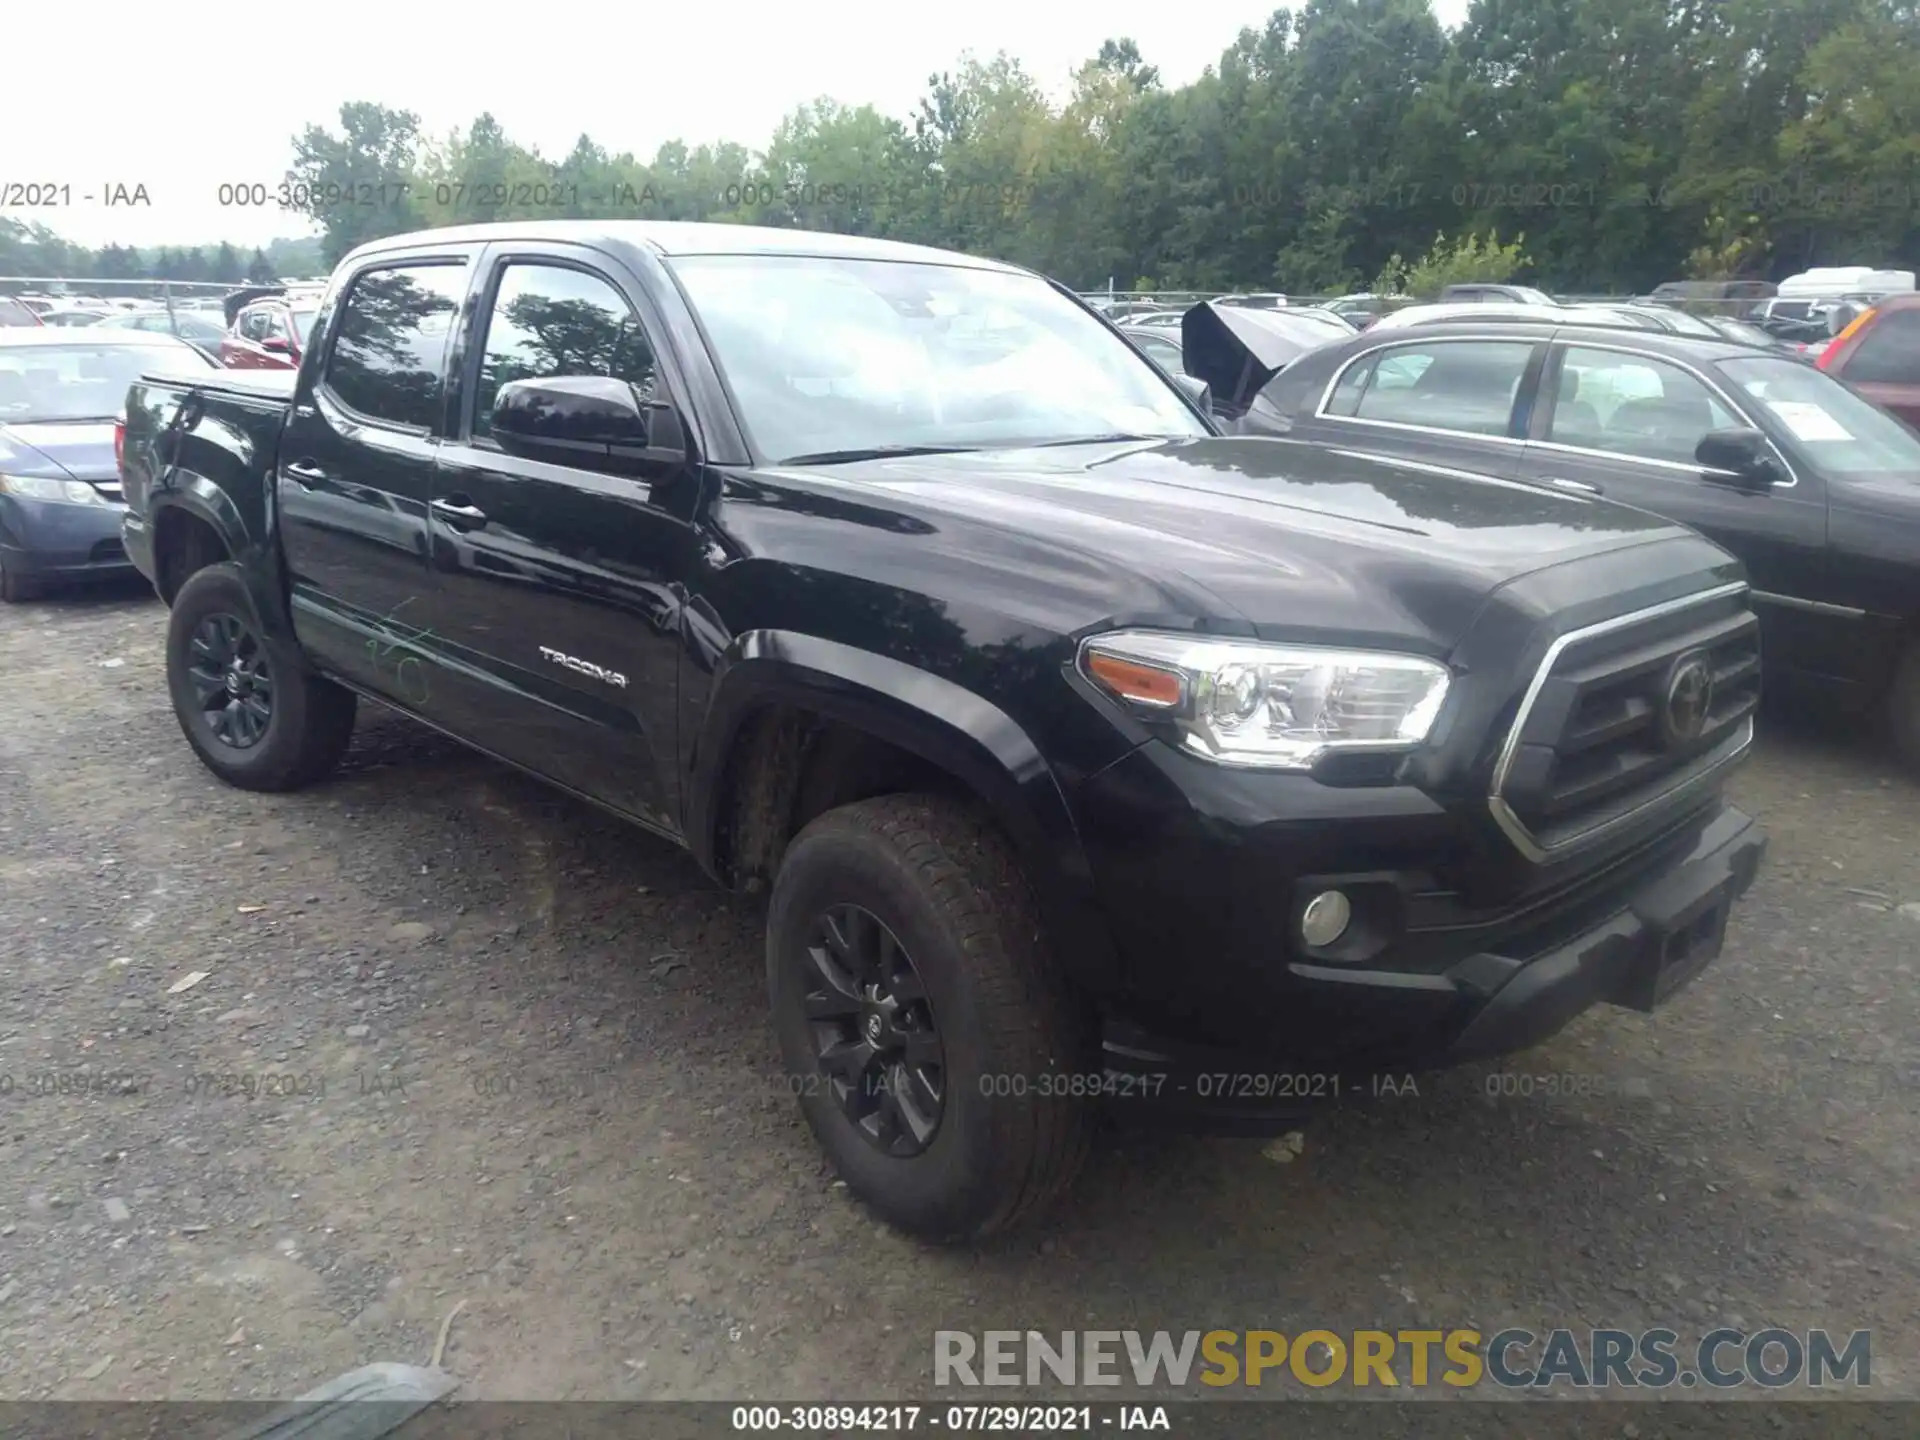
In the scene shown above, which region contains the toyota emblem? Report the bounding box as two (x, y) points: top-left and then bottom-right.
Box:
(1658, 653), (1715, 748)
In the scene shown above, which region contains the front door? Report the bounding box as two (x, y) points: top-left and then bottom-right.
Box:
(417, 246), (699, 834)
(1518, 341), (1834, 679)
(275, 256), (473, 693)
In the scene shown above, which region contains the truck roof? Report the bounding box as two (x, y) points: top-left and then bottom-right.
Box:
(344, 220), (1028, 274)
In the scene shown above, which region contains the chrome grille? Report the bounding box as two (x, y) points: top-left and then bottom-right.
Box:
(1490, 584), (1759, 862)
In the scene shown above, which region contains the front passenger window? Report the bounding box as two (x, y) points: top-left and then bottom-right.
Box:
(471, 263), (658, 439)
(1551, 347), (1740, 465)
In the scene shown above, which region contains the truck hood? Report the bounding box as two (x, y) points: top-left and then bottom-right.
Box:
(760, 435), (1702, 655)
(0, 420), (117, 483)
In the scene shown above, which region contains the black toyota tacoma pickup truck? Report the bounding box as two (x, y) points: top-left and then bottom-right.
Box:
(120, 221), (1769, 1241)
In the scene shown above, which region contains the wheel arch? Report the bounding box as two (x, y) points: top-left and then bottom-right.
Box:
(690, 630), (1123, 999)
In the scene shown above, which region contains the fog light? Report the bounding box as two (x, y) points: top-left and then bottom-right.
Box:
(1300, 890), (1352, 948)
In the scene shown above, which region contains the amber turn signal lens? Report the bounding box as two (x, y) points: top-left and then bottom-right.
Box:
(1085, 650), (1185, 707)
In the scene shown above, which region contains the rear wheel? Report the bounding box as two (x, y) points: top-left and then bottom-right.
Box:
(165, 562), (357, 791)
(767, 793), (1096, 1242)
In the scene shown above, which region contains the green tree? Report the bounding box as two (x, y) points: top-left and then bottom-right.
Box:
(286, 102), (426, 265)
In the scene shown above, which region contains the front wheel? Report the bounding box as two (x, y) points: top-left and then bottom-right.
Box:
(165, 562), (357, 791)
(767, 793), (1096, 1243)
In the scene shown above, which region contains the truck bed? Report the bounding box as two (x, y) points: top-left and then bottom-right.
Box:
(145, 367), (298, 403)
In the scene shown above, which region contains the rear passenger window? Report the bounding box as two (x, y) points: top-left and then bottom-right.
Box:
(1838, 309), (1920, 385)
(1327, 341), (1533, 437)
(470, 262), (657, 439)
(324, 263), (466, 430)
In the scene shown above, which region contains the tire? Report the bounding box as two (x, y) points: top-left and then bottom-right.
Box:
(0, 559), (41, 603)
(767, 793), (1097, 1242)
(165, 562), (357, 791)
(1884, 639), (1920, 774)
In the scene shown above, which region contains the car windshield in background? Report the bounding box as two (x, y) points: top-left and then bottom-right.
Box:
(1719, 355), (1920, 476)
(292, 310), (318, 346)
(667, 255), (1209, 463)
(0, 341), (214, 423)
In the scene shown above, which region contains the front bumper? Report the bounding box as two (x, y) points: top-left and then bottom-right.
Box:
(0, 494), (135, 583)
(1086, 773), (1766, 1132)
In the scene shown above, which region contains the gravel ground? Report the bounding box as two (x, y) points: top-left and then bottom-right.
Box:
(0, 582), (1916, 1405)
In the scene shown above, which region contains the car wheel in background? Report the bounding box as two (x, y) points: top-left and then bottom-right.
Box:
(767, 793), (1097, 1242)
(1884, 638), (1920, 775)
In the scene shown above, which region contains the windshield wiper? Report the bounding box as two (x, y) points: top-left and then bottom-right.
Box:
(779, 444), (985, 465)
(1028, 433), (1173, 448)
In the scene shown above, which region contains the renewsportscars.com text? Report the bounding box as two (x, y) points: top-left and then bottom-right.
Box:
(934, 1328), (1871, 1390)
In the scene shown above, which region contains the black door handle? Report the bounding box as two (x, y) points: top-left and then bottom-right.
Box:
(431, 496), (489, 529)
(283, 462), (326, 488)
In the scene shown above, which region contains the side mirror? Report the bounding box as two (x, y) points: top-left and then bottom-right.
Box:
(1827, 303), (1863, 338)
(1173, 371), (1213, 413)
(1696, 427), (1784, 490)
(492, 375), (685, 469)
(260, 336), (292, 355)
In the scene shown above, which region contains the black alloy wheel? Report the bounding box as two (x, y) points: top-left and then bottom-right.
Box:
(185, 611), (274, 750)
(802, 902), (947, 1157)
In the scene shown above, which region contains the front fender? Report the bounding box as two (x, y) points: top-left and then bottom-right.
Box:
(687, 630), (1125, 998)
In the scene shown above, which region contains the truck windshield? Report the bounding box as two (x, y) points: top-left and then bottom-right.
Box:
(0, 341), (215, 423)
(1718, 355), (1920, 476)
(667, 255), (1210, 463)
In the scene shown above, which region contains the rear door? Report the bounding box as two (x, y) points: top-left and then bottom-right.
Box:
(276, 249), (477, 694)
(1826, 305), (1920, 427)
(1288, 334), (1546, 481)
(1517, 340), (1835, 677)
(413, 243), (701, 834)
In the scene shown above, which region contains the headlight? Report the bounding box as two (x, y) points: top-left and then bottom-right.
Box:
(0, 474), (102, 505)
(1078, 630), (1451, 769)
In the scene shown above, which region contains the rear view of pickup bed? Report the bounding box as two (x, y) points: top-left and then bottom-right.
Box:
(118, 220), (1767, 1242)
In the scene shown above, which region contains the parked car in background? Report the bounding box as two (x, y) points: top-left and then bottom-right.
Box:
(1437, 284), (1556, 305)
(1697, 314), (1807, 354)
(1180, 301), (1358, 418)
(1244, 319), (1920, 763)
(219, 291), (319, 370)
(1370, 300), (1644, 333)
(94, 307), (230, 358)
(0, 330), (218, 601)
(1326, 293), (1392, 328)
(38, 305), (113, 328)
(1644, 279), (1777, 317)
(1126, 310), (1186, 331)
(1816, 294), (1920, 428)
(0, 299), (46, 328)
(1118, 324), (1188, 376)
(120, 219), (1769, 1239)
(1216, 293), (1289, 310)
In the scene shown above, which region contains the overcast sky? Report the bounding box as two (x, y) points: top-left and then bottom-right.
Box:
(5, 0), (1472, 250)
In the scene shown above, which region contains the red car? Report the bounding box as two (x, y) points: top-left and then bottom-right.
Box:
(1817, 293), (1920, 428)
(217, 288), (321, 370)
